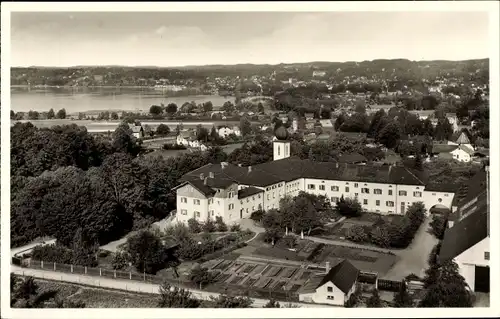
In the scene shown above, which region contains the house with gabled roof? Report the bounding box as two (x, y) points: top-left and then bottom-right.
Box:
(439, 167), (489, 293)
(299, 259), (359, 306)
(431, 131), (475, 162)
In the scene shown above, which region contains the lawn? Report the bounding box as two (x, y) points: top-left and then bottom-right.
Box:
(320, 213), (405, 241)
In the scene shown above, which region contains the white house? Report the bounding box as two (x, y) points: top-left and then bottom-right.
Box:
(299, 259), (359, 306)
(439, 189), (489, 293)
(217, 126), (242, 138)
(131, 125), (144, 139)
(432, 131), (475, 163)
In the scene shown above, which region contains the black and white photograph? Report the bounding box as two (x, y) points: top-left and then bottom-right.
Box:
(1, 1), (499, 318)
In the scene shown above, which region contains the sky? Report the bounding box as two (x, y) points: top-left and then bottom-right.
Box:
(10, 11), (490, 67)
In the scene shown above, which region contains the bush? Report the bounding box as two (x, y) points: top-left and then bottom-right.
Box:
(230, 224), (241, 232)
(162, 144), (186, 150)
(189, 265), (216, 288)
(188, 218), (202, 233)
(215, 216), (228, 232)
(202, 218), (217, 233)
(336, 197), (363, 217)
(97, 250), (110, 258)
(111, 251), (129, 270)
(279, 235), (297, 248)
(346, 225), (368, 243)
(250, 209), (265, 222)
(370, 226), (390, 248)
(429, 214), (447, 240)
(124, 230), (174, 274)
(31, 244), (74, 264)
(366, 289), (382, 308)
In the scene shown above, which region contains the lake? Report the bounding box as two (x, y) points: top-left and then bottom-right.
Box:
(10, 87), (235, 113)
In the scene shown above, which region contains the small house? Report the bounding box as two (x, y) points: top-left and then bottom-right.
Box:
(299, 260), (359, 307)
(131, 125), (144, 139)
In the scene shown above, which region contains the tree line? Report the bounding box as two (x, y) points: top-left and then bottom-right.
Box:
(11, 121), (229, 248)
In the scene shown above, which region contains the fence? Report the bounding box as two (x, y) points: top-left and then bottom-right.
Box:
(377, 278), (403, 292)
(21, 259), (299, 302)
(23, 259), (196, 289)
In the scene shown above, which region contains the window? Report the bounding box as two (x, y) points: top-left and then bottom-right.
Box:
(355, 193), (359, 197)
(208, 199), (212, 204)
(228, 191), (234, 198)
(413, 191), (422, 198)
(401, 202), (406, 213)
(386, 201), (395, 207)
(211, 210), (215, 216)
(345, 187), (350, 192)
(246, 198), (249, 203)
(444, 194), (449, 197)
(361, 188), (370, 194)
(363, 199), (368, 205)
(240, 200), (243, 205)
(331, 186), (339, 192)
(194, 199), (200, 205)
(258, 194), (261, 199)
(228, 204), (234, 210)
(181, 209), (187, 215)
(331, 197), (339, 203)
(399, 190), (407, 196)
(388, 190), (393, 196)
(308, 184), (316, 190)
(327, 287), (333, 293)
(217, 200), (220, 205)
(319, 185), (325, 191)
(273, 192), (275, 199)
(327, 296), (334, 300)
(376, 200), (380, 206)
(485, 252), (490, 260)
(432, 193), (436, 196)
(354, 183), (359, 188)
(195, 211), (200, 218)
(181, 197), (187, 203)
(374, 189), (382, 195)
(267, 194), (270, 200)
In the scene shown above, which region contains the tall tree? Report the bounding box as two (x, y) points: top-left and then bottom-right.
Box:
(56, 108), (66, 119)
(393, 281), (414, 307)
(47, 108), (55, 119)
(240, 116), (252, 137)
(111, 122), (141, 155)
(377, 121), (401, 149)
(166, 103), (178, 114)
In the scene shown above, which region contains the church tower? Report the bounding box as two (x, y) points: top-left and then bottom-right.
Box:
(273, 125), (290, 161)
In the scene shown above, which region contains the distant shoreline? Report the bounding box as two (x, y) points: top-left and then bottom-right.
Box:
(10, 85), (197, 90)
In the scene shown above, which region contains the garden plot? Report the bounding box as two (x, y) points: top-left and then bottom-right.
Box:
(279, 267), (297, 279)
(255, 277), (273, 289)
(238, 264), (257, 275)
(263, 266), (282, 277)
(227, 262), (243, 273)
(273, 281), (287, 290)
(203, 259), (223, 270)
(249, 264), (266, 276)
(245, 277), (258, 287)
(213, 260), (233, 271)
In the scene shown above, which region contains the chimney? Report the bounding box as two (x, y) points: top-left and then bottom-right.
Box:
(199, 173), (204, 180)
(325, 261), (330, 274)
(221, 162), (228, 170)
(335, 162), (339, 169)
(204, 177), (209, 185)
(248, 166), (252, 173)
(209, 172), (214, 178)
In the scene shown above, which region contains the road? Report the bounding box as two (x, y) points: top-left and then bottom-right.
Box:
(384, 217), (438, 280)
(11, 266), (334, 308)
(11, 239), (57, 258)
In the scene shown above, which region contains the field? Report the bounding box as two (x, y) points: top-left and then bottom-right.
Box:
(36, 279), (159, 308)
(201, 257), (319, 301)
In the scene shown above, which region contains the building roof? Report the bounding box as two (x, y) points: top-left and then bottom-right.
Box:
(131, 126), (143, 133)
(337, 152), (367, 164)
(181, 157), (426, 188)
(431, 144), (458, 154)
(317, 259), (359, 294)
(175, 176), (235, 197)
(456, 132), (471, 145)
(238, 186), (264, 199)
(451, 170), (487, 207)
(439, 192), (488, 263)
(424, 182), (460, 193)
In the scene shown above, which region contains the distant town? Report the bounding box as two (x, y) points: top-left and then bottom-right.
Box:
(11, 58), (490, 309)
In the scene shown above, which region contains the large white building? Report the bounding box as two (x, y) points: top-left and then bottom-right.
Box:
(439, 168), (489, 293)
(173, 137), (456, 225)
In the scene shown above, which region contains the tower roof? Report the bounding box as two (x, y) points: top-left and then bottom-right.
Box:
(456, 131), (471, 145)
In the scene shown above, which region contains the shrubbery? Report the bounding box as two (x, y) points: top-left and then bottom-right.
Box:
(429, 214), (447, 240)
(31, 244), (98, 267)
(345, 202), (427, 249)
(336, 197), (363, 217)
(111, 251), (129, 270)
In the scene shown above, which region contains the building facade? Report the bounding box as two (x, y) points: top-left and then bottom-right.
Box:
(174, 139), (456, 224)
